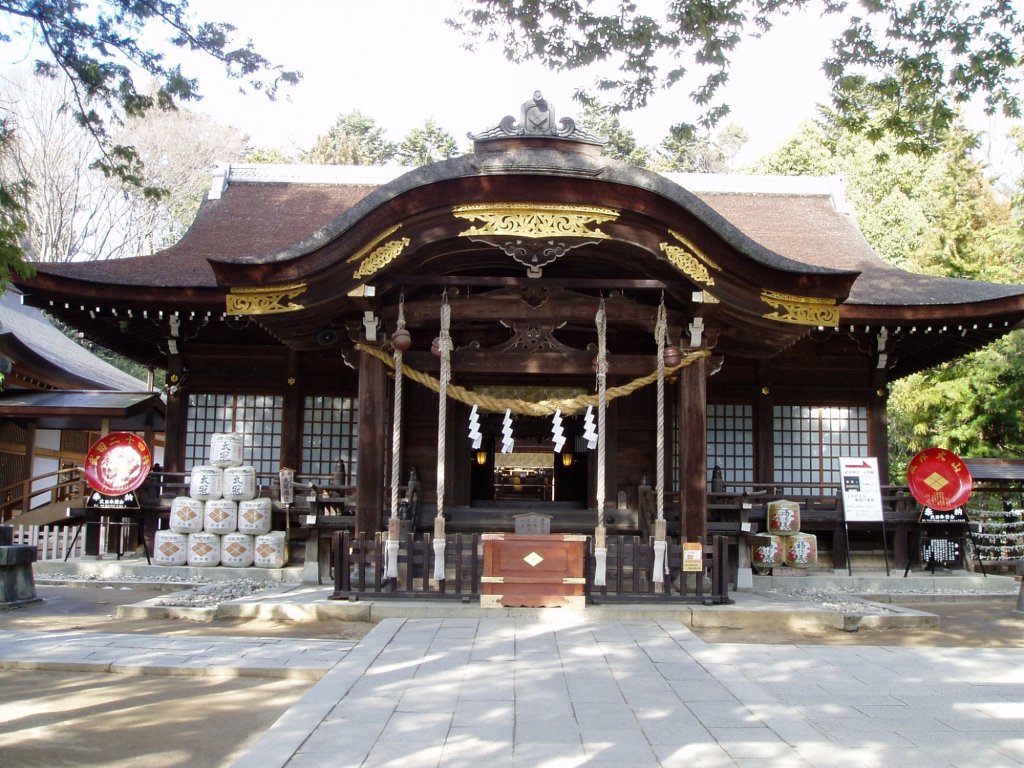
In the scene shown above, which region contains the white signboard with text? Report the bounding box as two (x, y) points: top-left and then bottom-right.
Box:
(839, 456), (884, 523)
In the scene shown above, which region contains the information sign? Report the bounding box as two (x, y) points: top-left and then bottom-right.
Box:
(682, 542), (703, 572)
(839, 457), (884, 522)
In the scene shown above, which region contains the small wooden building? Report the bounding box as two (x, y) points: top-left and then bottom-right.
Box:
(0, 288), (163, 521)
(13, 94), (1024, 556)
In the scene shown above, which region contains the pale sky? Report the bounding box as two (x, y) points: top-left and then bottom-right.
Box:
(184, 0), (843, 165)
(0, 1), (1016, 171)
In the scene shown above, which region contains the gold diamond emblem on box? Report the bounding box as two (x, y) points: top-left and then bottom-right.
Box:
(523, 551), (544, 567)
(923, 472), (950, 491)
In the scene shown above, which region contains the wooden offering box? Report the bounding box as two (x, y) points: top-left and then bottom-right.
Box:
(481, 533), (587, 608)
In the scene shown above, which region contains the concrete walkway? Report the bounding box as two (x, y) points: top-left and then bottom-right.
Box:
(227, 615), (1024, 768)
(0, 629), (355, 679)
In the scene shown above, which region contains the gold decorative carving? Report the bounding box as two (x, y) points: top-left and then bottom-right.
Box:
(345, 224), (402, 264)
(702, 290), (720, 304)
(453, 203), (619, 239)
(660, 243), (715, 285)
(659, 229), (720, 286)
(226, 283), (306, 315)
(353, 237), (411, 279)
(761, 290), (840, 327)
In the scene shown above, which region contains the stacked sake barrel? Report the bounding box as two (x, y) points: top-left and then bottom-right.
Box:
(750, 499), (818, 572)
(153, 433), (287, 568)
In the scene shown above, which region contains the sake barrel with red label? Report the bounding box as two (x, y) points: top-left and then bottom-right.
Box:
(189, 466), (223, 501)
(221, 532), (255, 568)
(254, 531), (288, 568)
(153, 530), (188, 566)
(784, 532), (818, 567)
(223, 466), (256, 501)
(237, 497), (272, 535)
(751, 534), (784, 570)
(767, 500), (801, 535)
(169, 496), (204, 534)
(204, 498), (238, 534)
(186, 531), (221, 567)
(209, 432), (244, 468)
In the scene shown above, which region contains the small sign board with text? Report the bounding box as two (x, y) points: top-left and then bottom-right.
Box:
(839, 457), (884, 523)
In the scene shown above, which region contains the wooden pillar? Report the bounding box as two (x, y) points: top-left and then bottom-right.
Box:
(356, 348), (387, 535)
(280, 350), (302, 472)
(678, 355), (708, 543)
(21, 424), (36, 515)
(870, 376), (890, 484)
(163, 354), (186, 473)
(754, 360), (773, 485)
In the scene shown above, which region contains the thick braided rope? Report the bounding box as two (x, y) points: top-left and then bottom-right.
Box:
(389, 297), (405, 521)
(655, 299), (667, 522)
(596, 299), (607, 527)
(436, 295), (451, 522)
(355, 343), (710, 415)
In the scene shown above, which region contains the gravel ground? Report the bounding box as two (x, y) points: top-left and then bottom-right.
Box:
(154, 579), (280, 607)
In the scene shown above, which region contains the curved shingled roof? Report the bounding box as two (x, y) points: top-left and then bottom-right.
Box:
(26, 157), (1024, 314)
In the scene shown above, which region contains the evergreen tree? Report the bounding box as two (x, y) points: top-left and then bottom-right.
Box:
(303, 111), (397, 166)
(396, 119), (460, 166)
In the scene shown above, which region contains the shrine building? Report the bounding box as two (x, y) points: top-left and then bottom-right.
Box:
(13, 93), (1024, 569)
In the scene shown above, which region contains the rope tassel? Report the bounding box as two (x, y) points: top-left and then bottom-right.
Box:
(384, 537), (400, 579)
(593, 546), (607, 587)
(652, 539), (668, 583)
(432, 536), (446, 581)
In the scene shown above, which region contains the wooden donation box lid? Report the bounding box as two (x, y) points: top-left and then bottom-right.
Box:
(481, 533), (586, 609)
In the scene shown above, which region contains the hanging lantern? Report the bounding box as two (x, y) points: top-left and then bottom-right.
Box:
(561, 453), (573, 468)
(476, 450), (488, 466)
(391, 328), (412, 352)
(663, 345), (681, 366)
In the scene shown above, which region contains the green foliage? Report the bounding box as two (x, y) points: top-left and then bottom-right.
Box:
(1, 0), (299, 191)
(653, 122), (748, 173)
(0, 0), (298, 283)
(888, 333), (1024, 481)
(303, 111), (397, 166)
(757, 110), (1024, 477)
(0, 119), (35, 290)
(243, 146), (295, 164)
(396, 119), (460, 166)
(576, 103), (651, 168)
(451, 1), (1024, 152)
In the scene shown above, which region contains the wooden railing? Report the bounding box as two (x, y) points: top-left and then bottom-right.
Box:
(329, 530), (731, 605)
(0, 466), (88, 524)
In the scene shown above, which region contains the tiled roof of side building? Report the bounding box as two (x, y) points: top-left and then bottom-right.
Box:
(0, 288), (149, 390)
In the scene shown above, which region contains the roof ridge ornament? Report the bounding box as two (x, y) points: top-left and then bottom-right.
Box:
(469, 91), (605, 146)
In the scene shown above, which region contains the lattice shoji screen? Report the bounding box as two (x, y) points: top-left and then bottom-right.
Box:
(302, 396), (359, 481)
(772, 405), (868, 493)
(707, 404), (754, 486)
(186, 394), (283, 474)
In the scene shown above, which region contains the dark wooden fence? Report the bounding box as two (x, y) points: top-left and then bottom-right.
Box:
(329, 531), (731, 605)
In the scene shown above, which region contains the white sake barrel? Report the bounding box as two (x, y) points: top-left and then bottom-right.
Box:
(169, 496), (205, 533)
(220, 532), (255, 568)
(204, 498), (238, 534)
(189, 466), (223, 501)
(784, 532), (818, 567)
(223, 466), (256, 501)
(237, 497), (272, 535)
(153, 530), (188, 566)
(751, 534), (784, 571)
(209, 432), (244, 468)
(767, 499), (801, 535)
(254, 531), (288, 568)
(186, 531), (221, 567)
